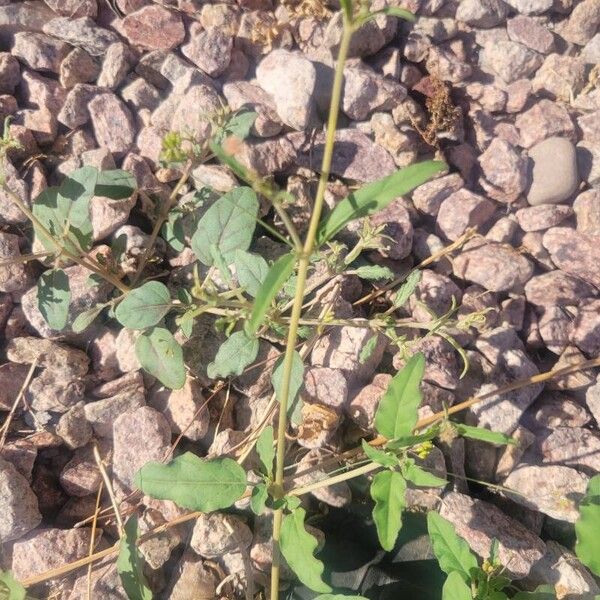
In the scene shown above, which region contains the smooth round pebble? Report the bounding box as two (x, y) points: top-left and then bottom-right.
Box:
(527, 137), (579, 206)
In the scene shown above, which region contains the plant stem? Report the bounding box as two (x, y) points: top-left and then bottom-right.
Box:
(269, 18), (353, 600)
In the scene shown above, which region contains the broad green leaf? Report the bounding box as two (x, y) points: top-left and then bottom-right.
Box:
(135, 327), (185, 389)
(95, 169), (137, 199)
(235, 250), (269, 297)
(207, 331), (259, 379)
(351, 265), (395, 281)
(37, 268), (70, 331)
(250, 483), (268, 515)
(256, 425), (275, 477)
(72, 303), (106, 333)
(359, 335), (378, 364)
(393, 270), (422, 308)
(403, 461), (447, 488)
(116, 516), (152, 600)
(135, 453), (246, 512)
(161, 214), (185, 252)
(0, 571), (26, 600)
(115, 281), (172, 329)
(385, 427), (440, 450)
(442, 571), (472, 600)
(362, 6), (416, 24)
(316, 161), (445, 245)
(315, 596), (368, 600)
(271, 350), (304, 425)
(59, 166), (98, 208)
(427, 512), (478, 582)
(575, 474), (600, 576)
(361, 439), (398, 468)
(280, 507), (332, 593)
(513, 585), (557, 599)
(374, 353), (425, 440)
(455, 424), (516, 447)
(246, 252), (295, 334)
(370, 470), (406, 551)
(191, 187), (258, 266)
(215, 110), (258, 144)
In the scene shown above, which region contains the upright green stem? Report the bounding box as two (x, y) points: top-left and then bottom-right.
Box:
(269, 19), (353, 600)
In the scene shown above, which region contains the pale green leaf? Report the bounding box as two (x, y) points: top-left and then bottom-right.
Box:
(207, 331), (259, 379)
(256, 425), (275, 477)
(72, 303), (106, 333)
(246, 252), (295, 334)
(427, 512), (478, 582)
(250, 483), (269, 515)
(370, 470), (406, 551)
(215, 110), (258, 144)
(161, 214), (185, 252)
(135, 453), (247, 512)
(191, 187), (258, 266)
(359, 335), (378, 364)
(115, 281), (172, 329)
(393, 270), (422, 308)
(235, 250), (269, 297)
(575, 474), (600, 576)
(442, 571), (472, 600)
(403, 461), (447, 488)
(316, 161), (445, 245)
(135, 327), (185, 390)
(0, 571), (26, 600)
(280, 507), (332, 593)
(361, 439), (398, 468)
(271, 350), (304, 425)
(116, 516), (152, 600)
(374, 353), (425, 440)
(351, 265), (395, 281)
(95, 169), (137, 199)
(513, 585), (556, 599)
(455, 424), (516, 447)
(37, 268), (70, 331)
(362, 6), (415, 24)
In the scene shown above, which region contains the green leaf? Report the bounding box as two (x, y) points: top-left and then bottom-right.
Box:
(234, 250), (269, 297)
(271, 350), (304, 425)
(115, 281), (172, 329)
(210, 243), (235, 287)
(95, 169), (137, 199)
(280, 507), (332, 593)
(315, 596), (369, 600)
(403, 461), (447, 488)
(512, 585), (557, 599)
(370, 470), (406, 551)
(256, 425), (275, 477)
(575, 474), (600, 576)
(37, 268), (70, 331)
(191, 187), (258, 266)
(455, 424), (516, 447)
(215, 110), (258, 144)
(207, 330), (259, 379)
(393, 270), (422, 308)
(161, 213), (185, 252)
(72, 303), (106, 333)
(359, 335), (378, 364)
(116, 516), (152, 600)
(59, 165), (98, 208)
(0, 571), (26, 600)
(246, 252), (295, 334)
(250, 483), (269, 515)
(135, 453), (247, 512)
(427, 512), (478, 582)
(316, 161), (445, 245)
(338, 0), (353, 20)
(374, 353), (425, 440)
(351, 265), (395, 281)
(135, 327), (185, 389)
(362, 6), (416, 24)
(361, 439), (398, 468)
(442, 571), (472, 600)
(385, 427), (440, 450)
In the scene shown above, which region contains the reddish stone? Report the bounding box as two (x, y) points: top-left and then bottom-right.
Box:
(122, 5), (185, 51)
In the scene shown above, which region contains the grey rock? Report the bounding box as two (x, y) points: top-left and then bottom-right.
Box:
(89, 92), (135, 156)
(533, 54), (587, 101)
(538, 305), (574, 354)
(59, 443), (105, 497)
(543, 227), (600, 288)
(12, 31), (68, 73)
(453, 240), (534, 293)
(524, 270), (597, 306)
(586, 376), (600, 425)
(572, 298), (600, 356)
(346, 373), (390, 431)
(43, 17), (119, 56)
(480, 40), (543, 83)
(560, 0), (600, 45)
(182, 27), (232, 77)
(59, 47), (100, 88)
(303, 367), (348, 409)
(56, 402), (93, 449)
(530, 393), (591, 429)
(495, 426), (535, 480)
(256, 49), (317, 131)
(516, 204), (573, 231)
(455, 0), (509, 27)
(190, 513), (252, 558)
(503, 0), (553, 12)
(57, 83), (97, 129)
(97, 42), (134, 89)
(0, 232), (33, 293)
(578, 139), (600, 186)
(112, 406), (171, 498)
(84, 388), (146, 438)
(27, 368), (85, 413)
(440, 491), (546, 579)
(412, 173), (464, 217)
(437, 189), (496, 241)
(0, 458), (41, 543)
(582, 33), (600, 63)
(507, 16), (555, 53)
(541, 426), (600, 472)
(121, 4), (185, 51)
(0, 157), (30, 225)
(0, 52), (20, 94)
(478, 138), (529, 203)
(165, 549), (219, 600)
(516, 100), (575, 148)
(503, 464), (588, 522)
